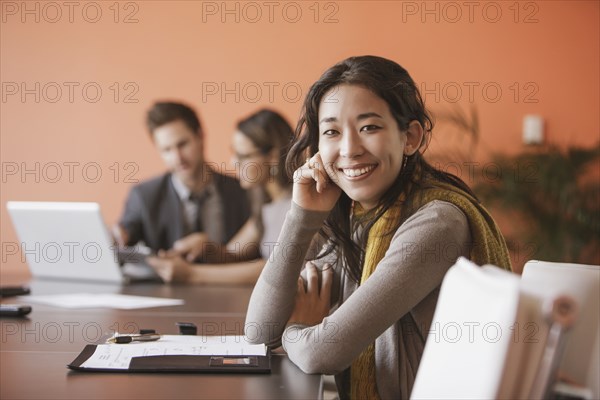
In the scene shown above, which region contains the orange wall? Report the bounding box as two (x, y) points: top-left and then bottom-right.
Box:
(1, 1), (599, 276)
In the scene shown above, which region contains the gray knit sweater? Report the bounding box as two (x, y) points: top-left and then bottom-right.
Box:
(246, 200), (471, 399)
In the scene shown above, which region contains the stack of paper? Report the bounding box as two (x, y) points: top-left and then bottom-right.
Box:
(18, 293), (184, 309)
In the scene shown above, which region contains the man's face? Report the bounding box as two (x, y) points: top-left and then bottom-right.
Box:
(152, 119), (204, 184)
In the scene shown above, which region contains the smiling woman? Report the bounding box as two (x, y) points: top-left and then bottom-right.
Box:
(245, 55), (513, 399)
(317, 85), (418, 211)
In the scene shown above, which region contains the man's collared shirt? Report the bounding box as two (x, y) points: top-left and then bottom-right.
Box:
(170, 173), (225, 243)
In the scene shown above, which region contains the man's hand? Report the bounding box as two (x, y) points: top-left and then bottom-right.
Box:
(146, 251), (192, 283)
(170, 232), (211, 262)
(112, 225), (129, 247)
(287, 262), (333, 326)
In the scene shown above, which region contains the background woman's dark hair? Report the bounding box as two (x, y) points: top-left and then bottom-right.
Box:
(146, 101), (202, 137)
(286, 55), (477, 282)
(237, 109), (295, 235)
(237, 109), (294, 190)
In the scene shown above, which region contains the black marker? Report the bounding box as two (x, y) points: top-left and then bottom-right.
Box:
(0, 286), (30, 298)
(0, 304), (32, 317)
(107, 333), (161, 344)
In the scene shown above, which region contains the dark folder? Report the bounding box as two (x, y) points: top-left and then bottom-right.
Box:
(67, 335), (271, 374)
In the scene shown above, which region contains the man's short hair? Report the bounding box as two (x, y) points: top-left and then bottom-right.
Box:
(146, 101), (203, 138)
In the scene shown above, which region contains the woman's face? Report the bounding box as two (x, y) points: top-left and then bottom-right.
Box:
(231, 131), (270, 189)
(318, 84), (407, 210)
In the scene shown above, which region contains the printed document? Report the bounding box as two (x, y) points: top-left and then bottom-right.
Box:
(80, 335), (267, 369)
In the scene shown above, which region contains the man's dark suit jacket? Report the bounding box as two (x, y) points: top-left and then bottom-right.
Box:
(119, 172), (250, 253)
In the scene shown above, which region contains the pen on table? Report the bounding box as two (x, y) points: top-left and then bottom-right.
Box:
(107, 333), (161, 344)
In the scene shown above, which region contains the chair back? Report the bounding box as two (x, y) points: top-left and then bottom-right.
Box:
(411, 258), (523, 399)
(522, 260), (600, 399)
(411, 257), (581, 399)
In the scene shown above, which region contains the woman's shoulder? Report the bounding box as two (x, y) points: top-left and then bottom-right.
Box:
(414, 199), (467, 220)
(397, 200), (469, 237)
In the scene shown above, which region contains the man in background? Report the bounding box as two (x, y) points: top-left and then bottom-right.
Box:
(114, 101), (251, 263)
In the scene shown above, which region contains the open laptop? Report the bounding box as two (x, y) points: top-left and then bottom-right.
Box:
(6, 201), (159, 284)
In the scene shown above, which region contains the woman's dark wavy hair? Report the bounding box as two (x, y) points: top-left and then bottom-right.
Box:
(237, 109), (295, 235)
(286, 55), (477, 283)
(237, 108), (294, 190)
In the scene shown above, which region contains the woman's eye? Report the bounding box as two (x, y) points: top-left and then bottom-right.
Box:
(361, 124), (380, 132)
(322, 129), (338, 136)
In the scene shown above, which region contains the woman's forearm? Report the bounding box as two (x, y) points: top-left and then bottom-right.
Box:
(188, 258), (266, 285)
(245, 202), (329, 346)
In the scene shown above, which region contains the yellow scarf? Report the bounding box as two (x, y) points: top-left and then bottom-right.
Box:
(350, 198), (402, 400)
(350, 181), (512, 399)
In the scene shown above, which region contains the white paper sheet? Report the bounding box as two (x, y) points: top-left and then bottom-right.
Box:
(80, 335), (267, 369)
(17, 293), (184, 309)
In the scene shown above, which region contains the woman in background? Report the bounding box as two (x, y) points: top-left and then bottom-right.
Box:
(245, 56), (511, 398)
(148, 109), (294, 284)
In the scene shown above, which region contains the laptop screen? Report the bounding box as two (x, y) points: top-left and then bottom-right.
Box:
(6, 201), (125, 284)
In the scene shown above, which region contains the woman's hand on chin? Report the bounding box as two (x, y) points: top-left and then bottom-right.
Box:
(292, 152), (341, 212)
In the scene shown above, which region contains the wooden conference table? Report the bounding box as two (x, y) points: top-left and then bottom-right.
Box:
(0, 275), (322, 400)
